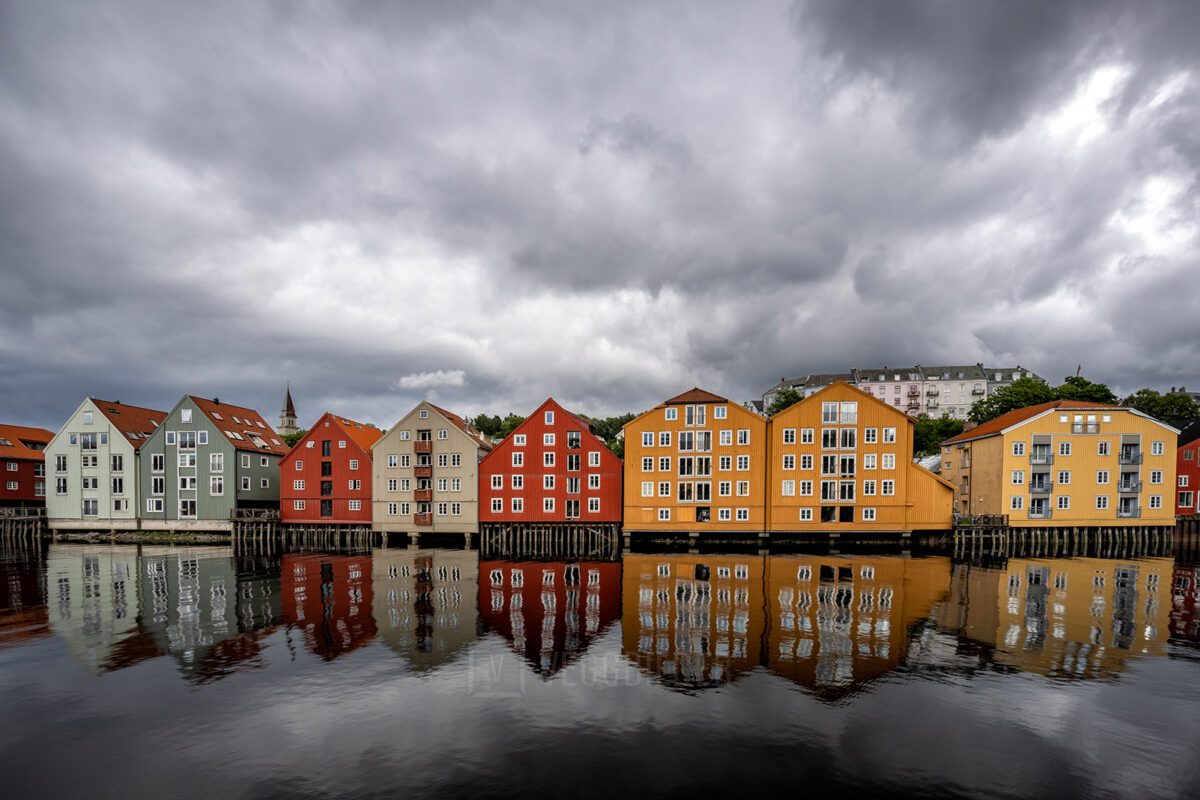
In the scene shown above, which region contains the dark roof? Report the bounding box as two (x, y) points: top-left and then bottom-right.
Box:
(283, 384), (296, 417)
(942, 400), (1126, 445)
(920, 364), (988, 381)
(0, 424), (55, 460)
(664, 387), (729, 405)
(1179, 419), (1200, 447)
(189, 396), (289, 455)
(853, 366), (925, 382)
(91, 399), (168, 451)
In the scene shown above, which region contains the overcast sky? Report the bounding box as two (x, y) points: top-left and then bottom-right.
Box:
(3, 0), (1198, 431)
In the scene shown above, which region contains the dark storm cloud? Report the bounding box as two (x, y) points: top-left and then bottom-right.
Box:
(1, 0), (1198, 429)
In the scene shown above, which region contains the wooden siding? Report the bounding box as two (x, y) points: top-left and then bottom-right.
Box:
(44, 399), (141, 522)
(371, 402), (488, 534)
(622, 394), (767, 532)
(280, 412), (374, 524)
(1177, 438), (1199, 515)
(478, 398), (623, 524)
(765, 382), (952, 533)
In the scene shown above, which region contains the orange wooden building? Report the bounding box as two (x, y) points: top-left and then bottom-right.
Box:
(622, 388), (767, 534)
(280, 412), (382, 524)
(766, 382), (954, 533)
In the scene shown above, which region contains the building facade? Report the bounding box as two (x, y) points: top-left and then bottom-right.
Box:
(0, 424), (54, 508)
(623, 388), (767, 533)
(138, 396), (287, 528)
(852, 366), (927, 417)
(766, 382), (954, 533)
(941, 401), (1178, 526)
(917, 364), (989, 419)
(479, 398), (622, 525)
(372, 402), (492, 534)
(762, 372), (853, 409)
(1177, 420), (1200, 516)
(280, 412), (381, 525)
(43, 399), (166, 529)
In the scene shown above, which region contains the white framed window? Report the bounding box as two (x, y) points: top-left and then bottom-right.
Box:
(863, 428), (877, 444)
(1011, 470), (1025, 485)
(544, 432), (556, 446)
(543, 497), (555, 513)
(293, 480), (305, 490)
(260, 456), (269, 467)
(642, 457), (654, 472)
(588, 497), (600, 513)
(387, 502), (398, 516)
(294, 500), (306, 511)
(1098, 441), (1110, 456)
(294, 459), (304, 471)
(544, 452), (555, 467)
(348, 479), (361, 490)
(641, 481), (654, 497)
(862, 507), (876, 521)
(146, 498), (163, 513)
(800, 454), (813, 470)
(513, 434), (526, 446)
(799, 508), (813, 521)
(736, 455), (750, 471)
(714, 406), (727, 419)
(349, 459), (359, 470)
(1096, 495), (1109, 510)
(512, 474), (523, 489)
(863, 454), (876, 470)
(782, 454), (795, 470)
(1011, 495), (1024, 510)
(800, 480), (813, 496)
(717, 456), (729, 471)
(737, 429), (750, 446)
(241, 476), (250, 491)
(718, 429), (732, 446)
(800, 428), (814, 444)
(782, 480), (795, 496)
(387, 479), (398, 492)
(387, 454), (398, 468)
(400, 502), (410, 515)
(881, 453), (895, 470)
(491, 498), (503, 513)
(491, 475), (503, 490)
(589, 474), (600, 489)
(1151, 441), (1164, 456)
(401, 478), (411, 491)
(452, 453), (462, 467)
(1097, 470), (1109, 485)
(241, 454), (250, 469)
(735, 508), (749, 521)
(863, 479), (876, 496)
(881, 480), (895, 496)
(718, 508), (732, 521)
(261, 478), (269, 489)
(1150, 470), (1163, 485)
(642, 432), (654, 447)
(178, 453), (196, 468)
(512, 497), (524, 513)
(660, 481), (672, 497)
(736, 480), (750, 496)
(179, 476), (197, 490)
(544, 410), (554, 425)
(419, 409), (429, 419)
(438, 429), (448, 440)
(658, 431), (671, 447)
(782, 428), (796, 444)
(1149, 495), (1163, 509)
(401, 454), (410, 467)
(166, 431), (176, 446)
(1058, 441), (1071, 457)
(883, 427), (896, 443)
(658, 508), (671, 520)
(664, 408), (677, 421)
(1012, 441), (1025, 456)
(1057, 495), (1070, 510)
(198, 431), (208, 445)
(589, 451), (601, 467)
(210, 476), (224, 496)
(512, 452), (524, 467)
(543, 474), (555, 490)
(1057, 470), (1070, 485)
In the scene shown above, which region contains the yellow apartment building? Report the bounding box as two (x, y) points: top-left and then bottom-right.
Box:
(941, 401), (1178, 526)
(622, 388), (767, 534)
(766, 382), (954, 533)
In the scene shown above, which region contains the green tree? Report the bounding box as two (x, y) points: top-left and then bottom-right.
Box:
(766, 387), (803, 417)
(913, 414), (965, 457)
(1122, 389), (1200, 428)
(1056, 375), (1118, 404)
(968, 377), (1055, 423)
(280, 429), (307, 448)
(469, 413), (503, 438)
(497, 414), (526, 440)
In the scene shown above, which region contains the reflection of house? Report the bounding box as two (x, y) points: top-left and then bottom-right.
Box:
(621, 554), (765, 688)
(936, 557), (1173, 678)
(1169, 564), (1200, 646)
(46, 544), (282, 681)
(0, 547), (50, 646)
(764, 555), (951, 697)
(372, 548), (480, 671)
(281, 553), (375, 660)
(480, 559), (621, 676)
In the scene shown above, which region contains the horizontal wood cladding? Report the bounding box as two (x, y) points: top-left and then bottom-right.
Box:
(280, 413), (373, 524)
(479, 398), (623, 523)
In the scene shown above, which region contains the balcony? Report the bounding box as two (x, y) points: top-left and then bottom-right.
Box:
(413, 512), (433, 526)
(926, 387), (939, 396)
(414, 440), (433, 455)
(1118, 451), (1143, 465)
(414, 488), (432, 502)
(1029, 482), (1053, 494)
(1117, 481), (1142, 493)
(415, 465), (433, 479)
(1117, 507), (1141, 519)
(907, 387), (921, 397)
(1030, 452), (1054, 466)
(926, 399), (939, 409)
(972, 387), (985, 395)
(1028, 508), (1053, 520)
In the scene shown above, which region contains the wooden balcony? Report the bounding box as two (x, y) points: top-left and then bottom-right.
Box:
(414, 440), (433, 455)
(414, 488), (432, 502)
(413, 512), (433, 526)
(415, 465), (433, 479)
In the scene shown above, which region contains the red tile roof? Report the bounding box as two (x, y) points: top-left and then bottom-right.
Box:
(664, 387), (729, 405)
(0, 424), (55, 460)
(90, 399), (168, 451)
(941, 400), (1124, 445)
(324, 413), (384, 452)
(189, 396), (289, 455)
(428, 404), (493, 450)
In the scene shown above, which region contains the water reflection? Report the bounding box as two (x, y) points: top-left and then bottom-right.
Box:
(479, 559), (622, 676)
(372, 548), (479, 671)
(281, 552), (375, 661)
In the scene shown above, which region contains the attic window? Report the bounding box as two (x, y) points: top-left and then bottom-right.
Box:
(212, 412), (223, 420)
(0, 438), (10, 446)
(272, 438), (281, 446)
(127, 432), (139, 441)
(151, 420), (159, 427)
(256, 421), (265, 429)
(232, 416), (242, 424)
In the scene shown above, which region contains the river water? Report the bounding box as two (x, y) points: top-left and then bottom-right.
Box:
(1, 535), (1198, 799)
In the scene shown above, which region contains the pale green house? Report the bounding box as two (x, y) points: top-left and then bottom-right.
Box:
(138, 396), (289, 530)
(44, 398), (167, 530)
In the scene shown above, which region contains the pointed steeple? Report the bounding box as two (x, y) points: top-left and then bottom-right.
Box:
(278, 382), (298, 436)
(283, 382), (296, 417)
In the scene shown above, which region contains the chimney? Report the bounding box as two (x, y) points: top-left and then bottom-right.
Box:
(214, 398), (221, 405)
(963, 420), (979, 432)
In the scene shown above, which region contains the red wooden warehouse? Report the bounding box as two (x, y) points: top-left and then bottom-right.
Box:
(0, 424), (55, 508)
(280, 412), (383, 524)
(478, 398), (623, 524)
(1177, 421), (1200, 517)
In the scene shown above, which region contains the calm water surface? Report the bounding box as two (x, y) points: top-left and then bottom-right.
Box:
(2, 536), (1199, 799)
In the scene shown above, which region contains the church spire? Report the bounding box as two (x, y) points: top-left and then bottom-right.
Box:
(278, 382), (298, 436)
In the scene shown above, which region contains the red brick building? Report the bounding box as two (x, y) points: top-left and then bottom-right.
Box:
(0, 424), (55, 507)
(280, 412), (382, 524)
(1178, 421), (1200, 516)
(478, 399), (622, 524)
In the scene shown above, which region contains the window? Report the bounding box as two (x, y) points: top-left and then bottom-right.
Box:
(146, 498), (163, 513)
(545, 410), (555, 425)
(642, 432), (654, 447)
(782, 428), (796, 444)
(295, 459), (305, 471)
(543, 497), (555, 513)
(349, 459), (359, 470)
(198, 431), (208, 445)
(737, 429), (750, 446)
(512, 452), (524, 467)
(348, 480), (361, 490)
(799, 508), (813, 521)
(179, 476), (197, 490)
(56, 454), (68, 472)
(589, 451), (601, 467)
(181, 408), (192, 423)
(736, 508), (749, 521)
(452, 453), (462, 467)
(1011, 470), (1025, 485)
(111, 454), (123, 472)
(543, 474), (555, 490)
(1097, 470), (1110, 485)
(782, 480), (795, 496)
(544, 433), (556, 446)
(513, 434), (526, 446)
(56, 477), (67, 495)
(178, 453), (196, 468)
(438, 453), (448, 468)
(82, 410), (94, 425)
(419, 409), (429, 419)
(881, 453), (895, 470)
(862, 507), (876, 521)
(736, 480), (750, 496)
(588, 474), (600, 489)
(718, 508), (732, 521)
(241, 477), (250, 491)
(387, 479), (398, 492)
(821, 402), (838, 424)
(1178, 475), (1188, 487)
(1058, 441), (1071, 457)
(863, 428), (877, 444)
(437, 502), (448, 516)
(719, 480), (732, 496)
(1098, 441), (1110, 456)
(543, 452), (555, 467)
(800, 428), (814, 444)
(1057, 495), (1070, 510)
(661, 481), (672, 496)
(1150, 470), (1163, 485)
(261, 478), (270, 489)
(800, 480), (813, 496)
(294, 500), (306, 511)
(1179, 491), (1194, 507)
(111, 477), (127, 494)
(512, 475), (523, 489)
(714, 406), (727, 419)
(491, 475), (503, 490)
(293, 480), (305, 490)
(863, 453), (876, 470)
(719, 430), (732, 446)
(166, 431), (176, 446)
(840, 429), (856, 449)
(401, 478), (411, 491)
(241, 454), (250, 469)
(1011, 496), (1024, 510)
(800, 454), (813, 470)
(491, 498), (503, 513)
(512, 498), (524, 513)
(736, 455), (750, 471)
(178, 431), (196, 449)
(883, 428), (896, 444)
(641, 481), (654, 497)
(438, 429), (448, 440)
(1012, 441), (1026, 456)
(822, 429), (837, 450)
(658, 508), (671, 520)
(863, 479), (876, 496)
(881, 480), (895, 496)
(782, 454), (795, 470)
(210, 476), (224, 496)
(1151, 441), (1164, 456)
(401, 454), (410, 467)
(1150, 495), (1163, 510)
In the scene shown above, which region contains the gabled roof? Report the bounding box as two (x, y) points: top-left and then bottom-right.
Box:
(90, 399), (168, 451)
(188, 396), (289, 455)
(941, 400), (1134, 446)
(323, 413), (384, 452)
(428, 403), (493, 450)
(920, 364), (988, 381)
(0, 424), (55, 460)
(664, 387), (728, 405)
(1179, 419), (1200, 448)
(772, 380), (919, 426)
